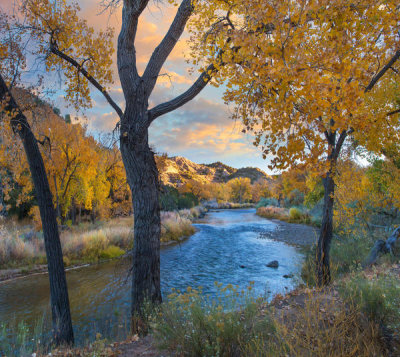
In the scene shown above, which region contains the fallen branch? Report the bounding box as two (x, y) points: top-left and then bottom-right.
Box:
(363, 227), (400, 267)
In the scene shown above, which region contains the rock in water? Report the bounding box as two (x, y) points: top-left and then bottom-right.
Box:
(266, 260), (279, 268)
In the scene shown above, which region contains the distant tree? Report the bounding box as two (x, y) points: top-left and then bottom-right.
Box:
(228, 177), (252, 203)
(251, 179), (271, 203)
(190, 0), (400, 285)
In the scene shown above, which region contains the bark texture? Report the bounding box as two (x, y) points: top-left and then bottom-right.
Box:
(120, 124), (161, 314)
(316, 172), (335, 285)
(0, 75), (74, 345)
(51, 0), (216, 319)
(316, 130), (347, 286)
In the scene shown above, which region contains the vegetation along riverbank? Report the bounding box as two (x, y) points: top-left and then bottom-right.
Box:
(0, 206), (206, 282)
(1, 0), (400, 354)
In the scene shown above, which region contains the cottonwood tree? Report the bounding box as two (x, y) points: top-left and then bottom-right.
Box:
(13, 0), (222, 318)
(0, 18), (74, 343)
(189, 0), (400, 284)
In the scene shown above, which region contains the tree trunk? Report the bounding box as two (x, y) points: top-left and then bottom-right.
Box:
(120, 122), (162, 321)
(0, 76), (74, 345)
(53, 175), (61, 219)
(316, 171), (335, 286)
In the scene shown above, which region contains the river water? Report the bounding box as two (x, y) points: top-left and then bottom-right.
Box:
(0, 208), (303, 344)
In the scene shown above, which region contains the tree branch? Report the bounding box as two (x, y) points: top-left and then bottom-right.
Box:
(117, 1), (150, 96)
(333, 129), (349, 161)
(50, 41), (123, 119)
(365, 50), (400, 92)
(387, 108), (400, 116)
(142, 0), (193, 96)
(148, 63), (216, 122)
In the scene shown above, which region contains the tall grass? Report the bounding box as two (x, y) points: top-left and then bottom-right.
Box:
(160, 211), (196, 243)
(0, 207), (204, 268)
(153, 283), (389, 356)
(154, 283), (276, 356)
(0, 225), (43, 267)
(271, 288), (384, 357)
(301, 229), (377, 286)
(0, 318), (47, 357)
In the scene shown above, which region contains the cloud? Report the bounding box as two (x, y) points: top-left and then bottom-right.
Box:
(87, 111), (119, 132)
(0, 0), (274, 171)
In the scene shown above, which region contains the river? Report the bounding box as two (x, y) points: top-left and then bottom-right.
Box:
(0, 208), (303, 344)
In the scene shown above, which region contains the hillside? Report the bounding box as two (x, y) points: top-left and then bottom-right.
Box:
(157, 155), (271, 187)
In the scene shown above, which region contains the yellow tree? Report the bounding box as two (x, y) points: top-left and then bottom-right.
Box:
(103, 144), (132, 216)
(9, 0), (225, 317)
(227, 177), (252, 203)
(190, 0), (400, 284)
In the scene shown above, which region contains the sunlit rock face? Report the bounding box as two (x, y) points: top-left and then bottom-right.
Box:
(157, 155), (272, 187)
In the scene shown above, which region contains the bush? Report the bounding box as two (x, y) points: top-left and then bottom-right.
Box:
(272, 287), (384, 356)
(177, 193), (198, 209)
(301, 230), (374, 286)
(256, 197), (279, 208)
(99, 245), (125, 259)
(256, 206), (288, 220)
(289, 207), (302, 220)
(154, 284), (275, 356)
(0, 225), (43, 267)
(160, 211), (196, 243)
(339, 274), (400, 328)
(285, 189), (304, 207)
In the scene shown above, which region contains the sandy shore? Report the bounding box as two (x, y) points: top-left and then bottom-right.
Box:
(260, 219), (319, 247)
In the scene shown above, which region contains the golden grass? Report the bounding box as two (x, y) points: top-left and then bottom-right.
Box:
(270, 288), (384, 357)
(0, 207), (203, 267)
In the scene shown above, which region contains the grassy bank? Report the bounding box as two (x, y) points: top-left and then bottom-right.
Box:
(0, 206), (206, 272)
(204, 201), (255, 209)
(256, 205), (320, 226)
(4, 264), (399, 356)
(3, 210), (399, 356)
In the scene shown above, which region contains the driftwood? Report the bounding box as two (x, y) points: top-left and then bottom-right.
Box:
(363, 227), (400, 267)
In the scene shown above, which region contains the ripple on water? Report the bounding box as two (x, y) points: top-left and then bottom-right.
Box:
(0, 208), (304, 344)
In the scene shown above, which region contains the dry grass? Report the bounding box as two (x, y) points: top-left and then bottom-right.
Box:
(0, 207), (203, 267)
(257, 206), (288, 220)
(0, 224), (43, 266)
(268, 288), (384, 357)
(160, 211), (196, 243)
(257, 205), (312, 224)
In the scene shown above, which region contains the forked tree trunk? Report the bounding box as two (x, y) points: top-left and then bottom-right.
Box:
(316, 170), (335, 286)
(120, 117), (162, 320)
(0, 76), (74, 345)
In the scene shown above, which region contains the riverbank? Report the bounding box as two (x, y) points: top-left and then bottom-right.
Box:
(260, 219), (319, 247)
(41, 262), (400, 356)
(2, 208), (399, 356)
(0, 206), (206, 282)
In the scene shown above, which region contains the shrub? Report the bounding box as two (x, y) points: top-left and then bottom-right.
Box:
(289, 207), (302, 220)
(160, 211), (196, 242)
(272, 288), (384, 356)
(339, 274), (400, 329)
(99, 245), (125, 260)
(301, 230), (374, 286)
(154, 284), (275, 356)
(0, 225), (43, 267)
(256, 197), (279, 208)
(286, 189), (304, 207)
(256, 206), (288, 220)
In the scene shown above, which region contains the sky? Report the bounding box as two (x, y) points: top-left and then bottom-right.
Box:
(0, 0), (276, 172)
